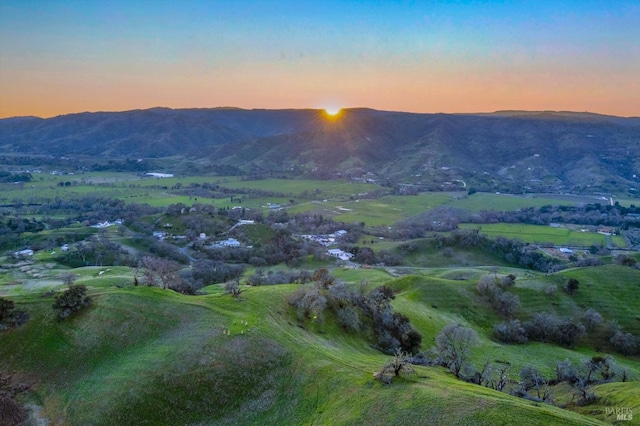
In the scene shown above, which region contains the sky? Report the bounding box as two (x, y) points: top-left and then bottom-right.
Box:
(1, 0), (639, 118)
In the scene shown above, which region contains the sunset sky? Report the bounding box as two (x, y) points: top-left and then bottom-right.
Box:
(1, 0), (639, 118)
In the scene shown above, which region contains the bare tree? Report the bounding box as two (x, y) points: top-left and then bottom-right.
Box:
(224, 279), (243, 297)
(375, 349), (415, 384)
(582, 309), (603, 333)
(140, 256), (181, 290)
(435, 323), (479, 379)
(59, 272), (78, 286)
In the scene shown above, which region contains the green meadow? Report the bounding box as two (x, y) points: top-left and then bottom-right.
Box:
(448, 192), (592, 212)
(458, 223), (627, 247)
(3, 263), (638, 425)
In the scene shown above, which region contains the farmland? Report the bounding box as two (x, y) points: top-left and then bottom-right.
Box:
(458, 223), (627, 248)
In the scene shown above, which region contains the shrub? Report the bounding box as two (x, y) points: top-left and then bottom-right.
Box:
(52, 285), (91, 320)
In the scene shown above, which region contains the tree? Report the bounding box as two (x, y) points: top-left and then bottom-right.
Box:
(518, 366), (551, 402)
(59, 272), (77, 286)
(52, 285), (91, 320)
(493, 319), (527, 344)
(435, 324), (479, 378)
(556, 319), (585, 348)
(375, 349), (415, 384)
(0, 297), (29, 330)
(493, 291), (520, 318)
(563, 278), (580, 295)
(610, 331), (638, 356)
(224, 280), (243, 297)
(500, 274), (516, 288)
(312, 268), (334, 289)
(582, 309), (603, 333)
(614, 254), (637, 268)
(0, 298), (16, 324)
(141, 256), (181, 290)
(556, 359), (578, 384)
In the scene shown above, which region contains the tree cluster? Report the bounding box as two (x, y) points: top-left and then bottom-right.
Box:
(288, 271), (422, 355)
(476, 274), (521, 318)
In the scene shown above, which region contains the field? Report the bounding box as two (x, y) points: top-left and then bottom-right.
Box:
(458, 223), (627, 248)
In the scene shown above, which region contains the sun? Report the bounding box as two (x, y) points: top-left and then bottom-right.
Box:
(324, 107), (341, 116)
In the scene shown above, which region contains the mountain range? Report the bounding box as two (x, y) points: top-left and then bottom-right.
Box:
(1, 108), (639, 194)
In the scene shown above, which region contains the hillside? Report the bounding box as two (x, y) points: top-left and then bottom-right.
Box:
(3, 268), (638, 425)
(1, 108), (639, 193)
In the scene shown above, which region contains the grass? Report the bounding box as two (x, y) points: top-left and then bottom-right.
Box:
(448, 193), (585, 212)
(288, 192), (456, 226)
(458, 223), (624, 247)
(3, 270), (635, 425)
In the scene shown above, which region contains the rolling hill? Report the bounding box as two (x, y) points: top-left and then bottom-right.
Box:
(3, 266), (638, 425)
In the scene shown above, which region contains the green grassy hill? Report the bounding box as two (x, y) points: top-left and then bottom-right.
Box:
(2, 266), (638, 425)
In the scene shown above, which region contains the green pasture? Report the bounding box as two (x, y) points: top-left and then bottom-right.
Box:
(215, 178), (339, 194)
(288, 192), (456, 226)
(3, 270), (633, 425)
(459, 223), (625, 247)
(448, 192), (584, 212)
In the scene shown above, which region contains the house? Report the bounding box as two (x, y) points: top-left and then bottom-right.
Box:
(13, 249), (34, 258)
(597, 227), (615, 235)
(210, 238), (241, 248)
(327, 248), (354, 261)
(145, 172), (174, 178)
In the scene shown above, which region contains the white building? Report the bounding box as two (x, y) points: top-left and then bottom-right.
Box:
(210, 238), (241, 248)
(327, 248), (354, 261)
(13, 249), (34, 258)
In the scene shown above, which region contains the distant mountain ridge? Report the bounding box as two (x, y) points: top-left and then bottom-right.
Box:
(1, 107), (639, 194)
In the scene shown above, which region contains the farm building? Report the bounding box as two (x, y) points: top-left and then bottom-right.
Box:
(327, 248), (354, 261)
